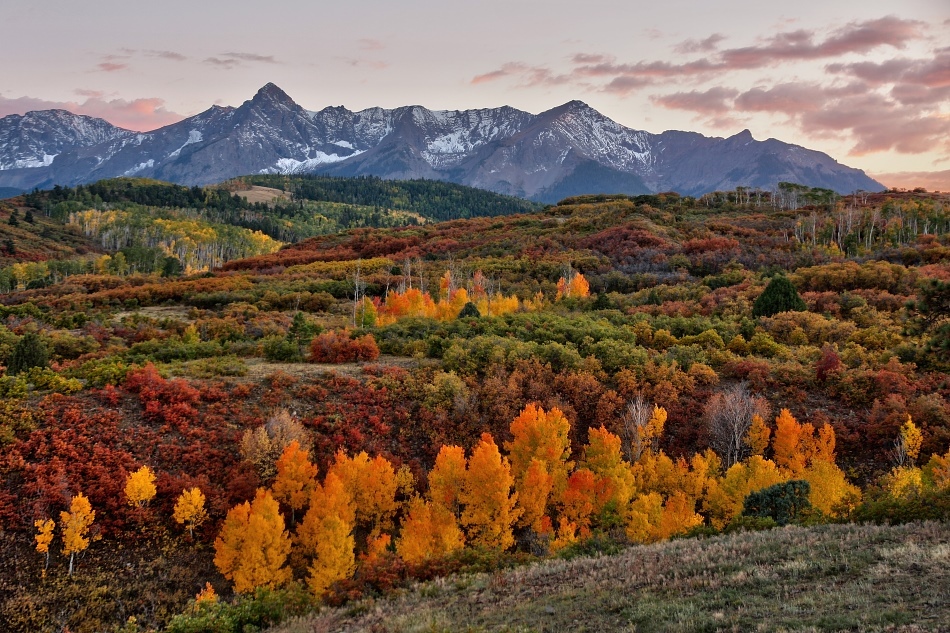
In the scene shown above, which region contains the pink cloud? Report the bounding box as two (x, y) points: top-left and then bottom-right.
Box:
(869, 169), (950, 192)
(652, 80), (950, 157)
(651, 87), (738, 114)
(472, 63), (570, 88)
(0, 94), (186, 131)
(721, 15), (922, 68)
(674, 34), (726, 55)
(474, 16), (928, 93)
(204, 52), (278, 69)
(97, 62), (128, 72)
(358, 38), (385, 51)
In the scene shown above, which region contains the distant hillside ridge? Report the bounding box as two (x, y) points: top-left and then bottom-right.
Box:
(0, 84), (883, 201)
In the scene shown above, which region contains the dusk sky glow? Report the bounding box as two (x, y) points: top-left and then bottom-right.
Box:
(2, 0), (948, 190)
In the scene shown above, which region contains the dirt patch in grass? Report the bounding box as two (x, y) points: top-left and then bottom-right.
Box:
(112, 305), (195, 323)
(237, 186), (289, 205)
(274, 522), (950, 633)
(243, 355), (419, 380)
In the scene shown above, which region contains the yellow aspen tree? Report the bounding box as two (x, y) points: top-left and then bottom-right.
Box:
(328, 451), (398, 534)
(744, 414), (770, 456)
(428, 445), (467, 517)
(622, 398), (667, 462)
(125, 465), (157, 508)
(626, 492), (664, 543)
(802, 460), (861, 516)
(884, 466), (923, 498)
(297, 472), (356, 596)
(704, 456), (786, 528)
(516, 459), (553, 533)
(551, 516), (579, 552)
(272, 440), (318, 523)
(395, 497), (464, 564)
(60, 493), (95, 576)
(173, 487), (208, 539)
(583, 426), (635, 519)
(306, 515), (355, 596)
(460, 433), (520, 550)
(505, 404), (573, 502)
(34, 518), (54, 571)
(213, 489), (292, 593)
(896, 415), (923, 466)
(923, 450), (950, 489)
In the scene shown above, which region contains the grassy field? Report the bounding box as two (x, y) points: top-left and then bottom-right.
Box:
(275, 522), (950, 633)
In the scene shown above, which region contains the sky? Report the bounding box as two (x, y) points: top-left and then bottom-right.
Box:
(1, 0), (947, 190)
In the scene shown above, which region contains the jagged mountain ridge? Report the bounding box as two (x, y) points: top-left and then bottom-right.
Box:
(0, 83), (883, 201)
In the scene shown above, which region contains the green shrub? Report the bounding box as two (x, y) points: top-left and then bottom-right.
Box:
(180, 356), (249, 379)
(69, 357), (135, 387)
(166, 585), (313, 633)
(742, 480), (811, 526)
(850, 486), (950, 524)
(262, 336), (303, 362)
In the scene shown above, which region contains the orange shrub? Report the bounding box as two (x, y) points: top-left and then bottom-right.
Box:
(309, 330), (380, 363)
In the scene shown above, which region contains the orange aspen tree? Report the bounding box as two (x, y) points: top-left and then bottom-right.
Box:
(772, 409), (807, 475)
(427, 444), (467, 518)
(272, 440), (318, 523)
(560, 468), (597, 539)
(517, 459), (554, 533)
(395, 497), (464, 564)
(505, 404), (573, 503)
(125, 465), (157, 508)
(811, 424), (837, 464)
(60, 493), (95, 576)
(460, 433), (520, 550)
(34, 518), (55, 571)
(297, 473), (356, 596)
(213, 489), (292, 593)
(173, 487), (208, 539)
(328, 451), (398, 534)
(195, 582), (217, 605)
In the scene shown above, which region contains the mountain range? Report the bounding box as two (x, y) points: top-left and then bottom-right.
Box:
(0, 83), (883, 202)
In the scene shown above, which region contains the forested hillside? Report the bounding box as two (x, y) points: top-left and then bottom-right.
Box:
(0, 176), (540, 287)
(0, 186), (947, 632)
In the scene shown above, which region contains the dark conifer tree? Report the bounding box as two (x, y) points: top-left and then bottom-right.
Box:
(752, 275), (807, 317)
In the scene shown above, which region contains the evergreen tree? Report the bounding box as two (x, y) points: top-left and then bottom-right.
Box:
(24, 209), (34, 224)
(752, 275), (806, 317)
(458, 301), (481, 319)
(8, 332), (49, 375)
(8, 210), (18, 227)
(161, 256), (183, 277)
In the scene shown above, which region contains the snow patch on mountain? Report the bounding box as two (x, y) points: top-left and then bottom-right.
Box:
(168, 130), (204, 159)
(263, 151), (364, 175)
(124, 159), (154, 176)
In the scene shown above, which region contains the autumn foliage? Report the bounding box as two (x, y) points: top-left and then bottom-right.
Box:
(309, 330), (380, 363)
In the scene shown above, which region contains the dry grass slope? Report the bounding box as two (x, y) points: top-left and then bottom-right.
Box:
(275, 522), (950, 633)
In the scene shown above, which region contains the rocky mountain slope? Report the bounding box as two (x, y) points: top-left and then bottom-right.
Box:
(0, 83), (883, 201)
